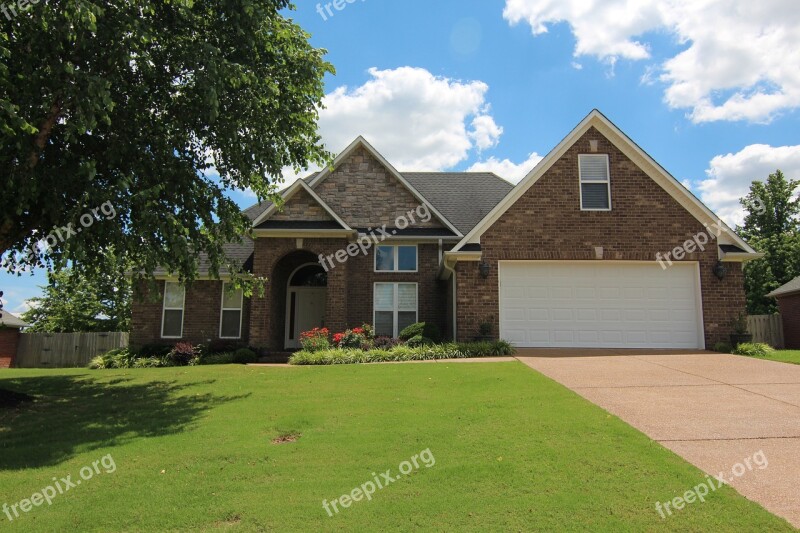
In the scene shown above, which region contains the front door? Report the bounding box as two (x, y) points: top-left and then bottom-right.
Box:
(285, 288), (327, 349)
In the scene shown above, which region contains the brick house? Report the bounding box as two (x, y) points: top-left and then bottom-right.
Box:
(130, 110), (761, 351)
(768, 276), (800, 349)
(0, 312), (29, 368)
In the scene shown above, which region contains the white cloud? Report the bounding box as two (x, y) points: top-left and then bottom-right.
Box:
(318, 67), (502, 170)
(698, 144), (800, 226)
(503, 0), (800, 123)
(467, 152), (544, 183)
(252, 67), (503, 195)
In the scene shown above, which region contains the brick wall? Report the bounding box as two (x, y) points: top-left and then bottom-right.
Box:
(248, 238), (447, 350)
(250, 238), (350, 350)
(130, 280), (251, 347)
(315, 146), (444, 229)
(344, 243), (446, 335)
(271, 187), (334, 222)
(0, 328), (20, 368)
(778, 294), (800, 349)
(456, 127), (746, 348)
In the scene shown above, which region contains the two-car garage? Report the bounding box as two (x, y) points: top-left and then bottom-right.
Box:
(499, 262), (704, 349)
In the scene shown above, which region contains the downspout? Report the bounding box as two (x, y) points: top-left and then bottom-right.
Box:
(442, 257), (457, 342)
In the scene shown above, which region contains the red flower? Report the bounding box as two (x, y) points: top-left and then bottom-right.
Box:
(333, 333), (344, 344)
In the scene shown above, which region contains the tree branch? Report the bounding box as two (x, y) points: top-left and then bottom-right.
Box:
(27, 98), (62, 169)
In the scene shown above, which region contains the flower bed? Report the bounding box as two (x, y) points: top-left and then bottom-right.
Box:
(289, 340), (515, 365)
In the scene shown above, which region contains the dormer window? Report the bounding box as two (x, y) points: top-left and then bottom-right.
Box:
(579, 154), (611, 211)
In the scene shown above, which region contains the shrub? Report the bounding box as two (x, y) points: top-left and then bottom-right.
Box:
(89, 348), (138, 369)
(166, 342), (200, 366)
(406, 335), (434, 347)
(233, 348), (258, 364)
(336, 327), (370, 349)
(198, 352), (235, 365)
(289, 340), (515, 365)
(713, 341), (733, 354)
(135, 344), (172, 358)
(399, 322), (442, 343)
(733, 342), (775, 357)
(373, 336), (402, 349)
(133, 357), (166, 368)
(300, 328), (331, 352)
(207, 339), (246, 354)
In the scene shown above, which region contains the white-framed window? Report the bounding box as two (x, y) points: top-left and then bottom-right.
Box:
(579, 154), (611, 211)
(161, 282), (185, 339)
(374, 283), (418, 337)
(375, 245), (418, 272)
(219, 282), (244, 339)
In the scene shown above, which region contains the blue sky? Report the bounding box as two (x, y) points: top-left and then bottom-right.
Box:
(4, 0), (800, 314)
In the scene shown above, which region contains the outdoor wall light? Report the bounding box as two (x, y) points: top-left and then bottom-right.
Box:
(713, 261), (727, 280)
(479, 260), (491, 279)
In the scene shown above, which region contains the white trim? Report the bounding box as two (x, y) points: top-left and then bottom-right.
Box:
(219, 282), (244, 340)
(453, 110), (758, 257)
(497, 260), (705, 349)
(308, 136), (463, 238)
(252, 229), (357, 238)
(161, 282), (185, 339)
(578, 154), (612, 212)
(374, 244), (418, 273)
(373, 282), (418, 338)
(251, 179), (353, 230)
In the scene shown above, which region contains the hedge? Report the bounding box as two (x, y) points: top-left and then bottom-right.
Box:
(289, 341), (515, 366)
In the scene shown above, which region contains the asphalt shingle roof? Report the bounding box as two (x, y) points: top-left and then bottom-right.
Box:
(767, 275), (800, 298)
(153, 238), (255, 277)
(403, 172), (514, 235)
(0, 312), (29, 329)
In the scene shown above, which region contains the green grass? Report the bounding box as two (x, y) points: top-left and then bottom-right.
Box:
(758, 350), (800, 365)
(0, 364), (791, 531)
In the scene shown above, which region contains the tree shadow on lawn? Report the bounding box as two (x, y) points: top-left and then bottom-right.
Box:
(0, 374), (248, 471)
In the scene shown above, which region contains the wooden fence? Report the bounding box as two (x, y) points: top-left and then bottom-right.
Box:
(15, 332), (129, 368)
(747, 315), (784, 349)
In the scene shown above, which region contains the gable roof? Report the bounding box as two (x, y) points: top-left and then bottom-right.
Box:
(452, 109), (759, 257)
(306, 136), (463, 237)
(251, 178), (352, 230)
(767, 276), (800, 298)
(0, 311), (29, 329)
(404, 173), (514, 235)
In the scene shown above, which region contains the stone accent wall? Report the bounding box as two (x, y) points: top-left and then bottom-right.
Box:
(315, 146), (444, 229)
(271, 187), (334, 222)
(130, 280), (251, 347)
(456, 127), (747, 348)
(777, 293), (800, 349)
(0, 329), (20, 368)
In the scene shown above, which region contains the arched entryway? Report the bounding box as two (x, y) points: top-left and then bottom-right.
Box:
(284, 263), (328, 349)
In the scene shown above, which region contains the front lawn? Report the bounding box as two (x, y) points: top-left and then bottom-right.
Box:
(760, 350), (800, 365)
(0, 364), (791, 531)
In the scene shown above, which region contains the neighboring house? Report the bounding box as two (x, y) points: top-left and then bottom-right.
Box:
(768, 276), (800, 349)
(0, 312), (29, 368)
(131, 110), (761, 351)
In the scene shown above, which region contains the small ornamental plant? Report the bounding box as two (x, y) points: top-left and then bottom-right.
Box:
(333, 324), (375, 349)
(299, 328), (331, 352)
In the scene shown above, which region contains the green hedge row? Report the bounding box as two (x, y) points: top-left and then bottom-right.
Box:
(289, 341), (515, 366)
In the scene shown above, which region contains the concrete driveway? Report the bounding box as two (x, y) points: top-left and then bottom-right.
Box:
(516, 350), (800, 528)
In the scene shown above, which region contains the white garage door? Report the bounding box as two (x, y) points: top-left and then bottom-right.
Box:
(499, 262), (703, 349)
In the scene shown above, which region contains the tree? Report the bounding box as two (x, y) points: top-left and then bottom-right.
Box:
(1, 1), (333, 290)
(739, 170), (800, 314)
(21, 253), (131, 332)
